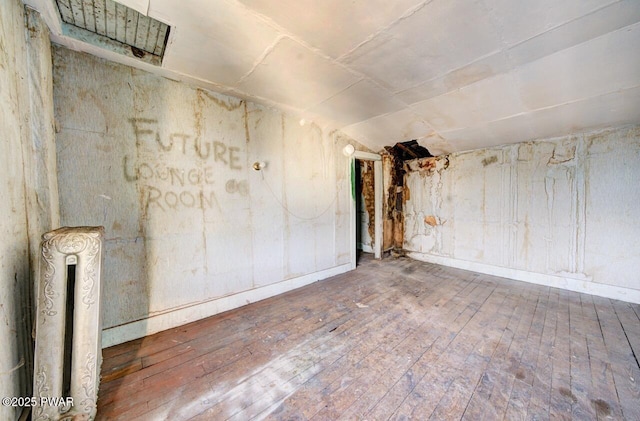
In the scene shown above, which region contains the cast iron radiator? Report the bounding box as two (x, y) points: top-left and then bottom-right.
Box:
(32, 226), (105, 420)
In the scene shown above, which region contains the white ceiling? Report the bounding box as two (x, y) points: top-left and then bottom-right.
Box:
(27, 0), (640, 154)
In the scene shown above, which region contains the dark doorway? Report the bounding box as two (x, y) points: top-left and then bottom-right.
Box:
(355, 159), (375, 264)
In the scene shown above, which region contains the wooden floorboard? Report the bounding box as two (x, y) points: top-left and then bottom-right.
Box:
(97, 256), (640, 420)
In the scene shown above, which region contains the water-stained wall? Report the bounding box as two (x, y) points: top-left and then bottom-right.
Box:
(0, 4), (58, 420)
(53, 47), (356, 346)
(404, 126), (640, 303)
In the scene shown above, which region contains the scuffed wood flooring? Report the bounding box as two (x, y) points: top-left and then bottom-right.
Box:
(97, 255), (640, 420)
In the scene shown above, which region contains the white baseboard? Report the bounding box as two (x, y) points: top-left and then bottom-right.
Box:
(407, 252), (640, 305)
(102, 263), (352, 348)
(359, 244), (374, 253)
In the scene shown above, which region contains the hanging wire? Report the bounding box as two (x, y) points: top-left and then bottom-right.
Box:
(259, 170), (340, 221)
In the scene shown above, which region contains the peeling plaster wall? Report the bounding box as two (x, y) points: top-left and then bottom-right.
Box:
(405, 126), (640, 303)
(0, 3), (57, 420)
(52, 47), (356, 346)
(381, 152), (405, 251)
(381, 154), (397, 251)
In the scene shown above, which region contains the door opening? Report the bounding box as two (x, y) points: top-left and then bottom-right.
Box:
(350, 151), (382, 267)
(355, 159), (375, 262)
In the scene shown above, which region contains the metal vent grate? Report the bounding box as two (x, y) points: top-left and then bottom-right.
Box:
(56, 0), (170, 62)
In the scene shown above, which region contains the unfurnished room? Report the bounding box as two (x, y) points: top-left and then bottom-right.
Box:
(1, 0), (639, 420)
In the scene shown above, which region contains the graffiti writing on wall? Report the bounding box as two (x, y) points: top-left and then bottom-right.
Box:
(123, 157), (217, 185)
(141, 186), (220, 211)
(123, 118), (249, 213)
(128, 118), (243, 169)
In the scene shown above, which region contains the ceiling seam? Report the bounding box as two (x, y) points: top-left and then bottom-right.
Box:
(300, 79), (366, 115)
(505, 3), (640, 60)
(437, 83), (640, 135)
(341, 108), (440, 142)
(480, 0), (627, 74)
(236, 34), (288, 85)
(503, 0), (621, 52)
(228, 0), (342, 65)
(335, 0), (434, 63)
(393, 49), (505, 98)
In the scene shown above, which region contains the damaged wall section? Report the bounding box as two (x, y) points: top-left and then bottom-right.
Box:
(404, 125), (640, 303)
(382, 140), (433, 254)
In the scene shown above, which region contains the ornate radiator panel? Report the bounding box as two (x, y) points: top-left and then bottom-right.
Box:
(33, 227), (104, 421)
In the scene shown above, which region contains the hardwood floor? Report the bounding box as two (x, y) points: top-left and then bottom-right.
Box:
(97, 255), (640, 420)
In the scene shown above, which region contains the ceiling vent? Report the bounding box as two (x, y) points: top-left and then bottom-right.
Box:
(55, 0), (170, 65)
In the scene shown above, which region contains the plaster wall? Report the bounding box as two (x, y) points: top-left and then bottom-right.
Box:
(0, 3), (57, 420)
(52, 47), (357, 347)
(404, 126), (640, 303)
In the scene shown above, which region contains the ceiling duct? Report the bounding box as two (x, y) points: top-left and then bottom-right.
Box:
(55, 0), (170, 65)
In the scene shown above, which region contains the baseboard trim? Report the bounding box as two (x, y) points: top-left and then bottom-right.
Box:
(407, 252), (640, 305)
(102, 263), (352, 348)
(359, 244), (374, 253)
